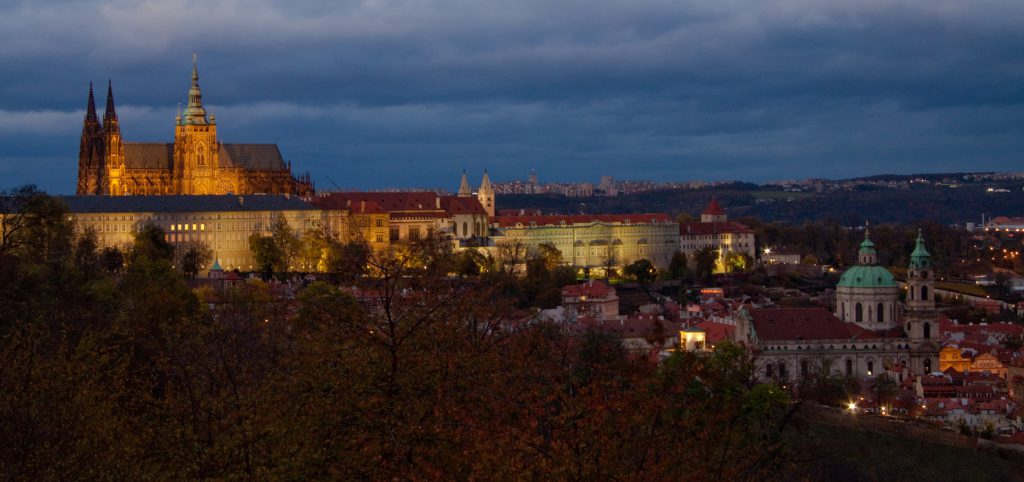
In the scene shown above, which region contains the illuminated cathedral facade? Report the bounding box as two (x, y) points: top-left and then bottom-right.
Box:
(77, 59), (313, 196)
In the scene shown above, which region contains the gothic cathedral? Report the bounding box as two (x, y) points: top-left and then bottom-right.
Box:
(77, 58), (314, 196)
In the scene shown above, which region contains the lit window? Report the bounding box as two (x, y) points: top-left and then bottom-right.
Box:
(201, 224), (205, 231)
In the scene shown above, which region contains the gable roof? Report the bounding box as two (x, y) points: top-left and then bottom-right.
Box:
(59, 194), (317, 213)
(749, 307), (877, 341)
(122, 142), (287, 171)
(680, 221), (753, 235)
(492, 213), (672, 227)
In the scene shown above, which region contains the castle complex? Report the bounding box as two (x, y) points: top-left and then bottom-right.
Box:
(77, 59), (313, 196)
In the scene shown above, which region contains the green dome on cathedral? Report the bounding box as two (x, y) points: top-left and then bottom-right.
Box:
(837, 265), (897, 288)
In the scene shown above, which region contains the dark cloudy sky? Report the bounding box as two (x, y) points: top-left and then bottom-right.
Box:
(2, 0), (1023, 194)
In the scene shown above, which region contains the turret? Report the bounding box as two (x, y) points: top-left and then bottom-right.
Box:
(858, 228), (877, 265)
(701, 196), (727, 223)
(478, 169), (495, 217)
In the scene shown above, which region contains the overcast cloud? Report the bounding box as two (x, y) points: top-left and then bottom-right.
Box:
(1, 0), (1022, 193)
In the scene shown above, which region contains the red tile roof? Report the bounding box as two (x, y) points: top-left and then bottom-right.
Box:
(749, 308), (881, 341)
(491, 213), (672, 227)
(703, 197), (725, 216)
(562, 279), (615, 299)
(440, 196), (488, 215)
(680, 221), (753, 235)
(693, 320), (735, 344)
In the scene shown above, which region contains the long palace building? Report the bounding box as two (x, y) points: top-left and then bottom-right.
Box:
(77, 58), (313, 196)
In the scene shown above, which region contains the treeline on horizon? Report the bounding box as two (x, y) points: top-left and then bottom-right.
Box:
(0, 189), (799, 480)
(499, 180), (1024, 225)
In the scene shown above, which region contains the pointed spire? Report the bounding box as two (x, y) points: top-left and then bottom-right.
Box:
(479, 168), (493, 192)
(458, 169), (472, 197)
(85, 82), (98, 123)
(181, 53), (208, 125)
(103, 79), (119, 132)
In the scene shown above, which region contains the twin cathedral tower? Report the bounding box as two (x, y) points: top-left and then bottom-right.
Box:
(77, 58), (313, 196)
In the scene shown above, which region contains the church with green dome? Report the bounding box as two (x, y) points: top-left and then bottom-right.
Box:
(835, 229), (900, 330)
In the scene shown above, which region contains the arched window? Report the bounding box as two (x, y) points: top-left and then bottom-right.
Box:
(765, 364), (773, 378)
(855, 303), (863, 323)
(801, 360), (808, 378)
(923, 322), (931, 339)
(921, 286), (928, 301)
(867, 361), (874, 374)
(841, 302), (845, 318)
(877, 303), (884, 323)
(462, 222), (468, 237)
(778, 363), (787, 380)
(909, 287), (914, 301)
(845, 359), (853, 376)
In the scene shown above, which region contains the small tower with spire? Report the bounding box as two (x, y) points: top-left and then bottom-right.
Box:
(77, 82), (105, 195)
(458, 169), (472, 197)
(478, 169), (495, 217)
(858, 225), (878, 265)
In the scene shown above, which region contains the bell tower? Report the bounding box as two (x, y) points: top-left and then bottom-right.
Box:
(478, 169), (495, 217)
(906, 230), (938, 373)
(77, 83), (104, 195)
(173, 55), (219, 194)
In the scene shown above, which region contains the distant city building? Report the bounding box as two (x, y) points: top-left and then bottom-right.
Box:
(678, 198), (756, 273)
(77, 58), (312, 196)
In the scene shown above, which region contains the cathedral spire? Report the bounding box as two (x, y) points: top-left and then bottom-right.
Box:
(103, 80), (119, 132)
(85, 82), (99, 124)
(181, 53), (209, 125)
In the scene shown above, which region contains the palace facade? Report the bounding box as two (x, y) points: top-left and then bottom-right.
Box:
(77, 60), (313, 196)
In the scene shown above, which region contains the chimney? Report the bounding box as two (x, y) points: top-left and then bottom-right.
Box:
(436, 197), (441, 209)
(361, 200), (365, 212)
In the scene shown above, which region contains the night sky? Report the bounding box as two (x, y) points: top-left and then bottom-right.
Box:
(2, 0), (1023, 194)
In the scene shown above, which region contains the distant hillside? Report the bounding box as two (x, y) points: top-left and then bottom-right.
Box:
(499, 182), (1024, 225)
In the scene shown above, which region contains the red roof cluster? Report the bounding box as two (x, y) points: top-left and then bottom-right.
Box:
(562, 279), (615, 299)
(310, 192), (488, 217)
(492, 213), (672, 227)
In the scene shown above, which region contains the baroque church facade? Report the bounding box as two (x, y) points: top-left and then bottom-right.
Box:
(77, 59), (313, 196)
(739, 229), (940, 381)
